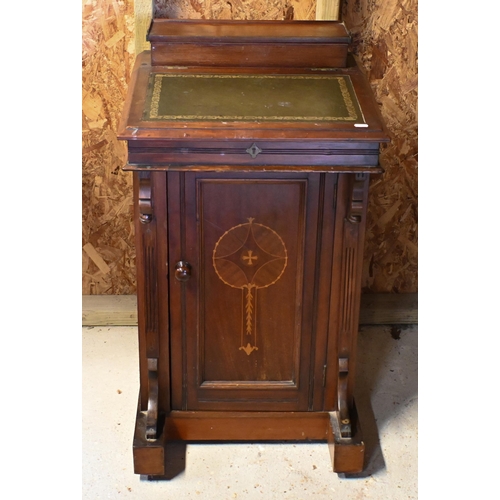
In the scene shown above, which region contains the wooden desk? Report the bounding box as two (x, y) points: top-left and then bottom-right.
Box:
(118, 19), (388, 476)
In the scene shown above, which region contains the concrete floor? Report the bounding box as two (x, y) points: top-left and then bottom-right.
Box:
(82, 325), (417, 499)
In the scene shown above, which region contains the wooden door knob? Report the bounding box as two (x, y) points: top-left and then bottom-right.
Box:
(174, 261), (191, 282)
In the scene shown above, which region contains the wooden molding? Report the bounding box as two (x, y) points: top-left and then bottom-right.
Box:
(82, 293), (417, 326)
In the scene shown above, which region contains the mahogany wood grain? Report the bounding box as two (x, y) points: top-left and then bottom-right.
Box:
(165, 172), (185, 411)
(152, 172), (171, 414)
(323, 174), (370, 412)
(168, 172), (324, 412)
(126, 150), (381, 168)
(133, 172), (154, 410)
(120, 19), (389, 477)
(327, 406), (365, 473)
(310, 173), (337, 411)
(151, 44), (349, 69)
(133, 400), (165, 476)
(147, 19), (351, 42)
(148, 19), (350, 68)
(163, 411), (330, 441)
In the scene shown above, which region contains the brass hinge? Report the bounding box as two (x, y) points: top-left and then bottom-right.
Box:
(323, 364), (327, 387)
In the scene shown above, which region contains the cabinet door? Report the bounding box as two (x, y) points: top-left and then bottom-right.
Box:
(168, 172), (330, 411)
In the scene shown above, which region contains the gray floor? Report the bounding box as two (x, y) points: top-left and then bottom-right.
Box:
(82, 325), (417, 499)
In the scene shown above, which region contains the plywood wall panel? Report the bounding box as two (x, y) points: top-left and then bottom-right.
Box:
(342, 0), (418, 293)
(82, 0), (136, 294)
(82, 0), (417, 295)
(154, 0), (316, 20)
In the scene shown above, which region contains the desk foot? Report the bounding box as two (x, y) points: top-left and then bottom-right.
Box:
(327, 403), (365, 473)
(132, 400), (165, 476)
(132, 408), (366, 476)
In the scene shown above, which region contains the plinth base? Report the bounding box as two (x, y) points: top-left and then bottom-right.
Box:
(132, 403), (365, 476)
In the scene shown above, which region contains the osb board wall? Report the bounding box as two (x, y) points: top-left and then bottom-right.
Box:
(342, 0), (418, 293)
(82, 0), (136, 294)
(82, 0), (417, 295)
(154, 0), (315, 20)
(82, 0), (315, 296)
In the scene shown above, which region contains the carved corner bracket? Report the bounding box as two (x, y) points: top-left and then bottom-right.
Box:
(346, 173), (367, 224)
(337, 357), (351, 438)
(328, 356), (365, 473)
(136, 171), (160, 440)
(139, 173), (153, 224)
(146, 357), (159, 441)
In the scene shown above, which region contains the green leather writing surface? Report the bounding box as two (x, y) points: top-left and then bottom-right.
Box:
(143, 73), (365, 123)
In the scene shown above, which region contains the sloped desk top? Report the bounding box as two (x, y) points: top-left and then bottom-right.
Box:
(118, 52), (388, 170)
(143, 73), (365, 123)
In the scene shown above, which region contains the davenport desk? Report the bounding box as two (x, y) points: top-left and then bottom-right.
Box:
(118, 19), (389, 476)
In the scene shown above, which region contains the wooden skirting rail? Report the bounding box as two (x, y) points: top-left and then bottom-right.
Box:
(82, 293), (417, 326)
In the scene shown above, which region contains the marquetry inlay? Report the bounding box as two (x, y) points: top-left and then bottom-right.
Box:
(212, 218), (288, 355)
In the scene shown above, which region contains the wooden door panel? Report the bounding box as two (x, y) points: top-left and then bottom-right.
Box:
(169, 172), (327, 411)
(199, 177), (305, 383)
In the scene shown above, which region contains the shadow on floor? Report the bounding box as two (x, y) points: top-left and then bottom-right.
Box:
(347, 324), (418, 478)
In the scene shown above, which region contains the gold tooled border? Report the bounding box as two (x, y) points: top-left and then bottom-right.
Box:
(147, 74), (362, 122)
